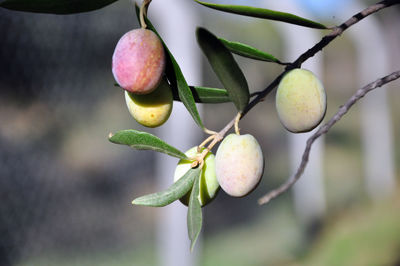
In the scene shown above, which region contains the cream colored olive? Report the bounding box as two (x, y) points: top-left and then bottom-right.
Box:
(125, 79), (173, 128)
(276, 68), (326, 133)
(174, 147), (219, 206)
(215, 134), (264, 197)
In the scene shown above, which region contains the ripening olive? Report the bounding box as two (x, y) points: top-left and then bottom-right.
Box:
(276, 68), (327, 133)
(112, 28), (166, 94)
(215, 134), (264, 197)
(125, 79), (173, 128)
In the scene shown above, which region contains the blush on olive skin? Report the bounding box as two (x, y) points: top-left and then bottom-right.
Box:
(174, 147), (219, 207)
(125, 79), (173, 128)
(276, 68), (327, 133)
(112, 28), (166, 94)
(215, 134), (264, 197)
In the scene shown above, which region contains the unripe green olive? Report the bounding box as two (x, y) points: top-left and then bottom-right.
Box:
(215, 134), (264, 197)
(276, 68), (327, 133)
(112, 28), (166, 94)
(174, 147), (219, 206)
(125, 79), (173, 128)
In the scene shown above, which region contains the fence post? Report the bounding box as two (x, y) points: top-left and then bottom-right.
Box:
(266, 0), (326, 228)
(151, 1), (202, 265)
(341, 1), (396, 200)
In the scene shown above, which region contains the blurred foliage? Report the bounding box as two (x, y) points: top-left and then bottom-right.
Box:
(298, 193), (400, 266)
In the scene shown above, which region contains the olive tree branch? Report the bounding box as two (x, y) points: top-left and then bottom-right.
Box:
(243, 0), (400, 116)
(203, 0), (400, 206)
(211, 0), (398, 143)
(293, 0), (400, 67)
(258, 70), (400, 205)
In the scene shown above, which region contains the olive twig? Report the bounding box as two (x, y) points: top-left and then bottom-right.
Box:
(234, 112), (242, 135)
(203, 128), (218, 135)
(194, 133), (221, 167)
(139, 0), (152, 29)
(241, 0), (399, 119)
(206, 0), (399, 205)
(197, 135), (215, 152)
(191, 159), (203, 169)
(193, 124), (228, 170)
(258, 70), (400, 205)
(192, 148), (210, 168)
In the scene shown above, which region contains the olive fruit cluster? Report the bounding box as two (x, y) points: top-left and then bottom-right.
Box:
(112, 28), (173, 128)
(276, 68), (327, 133)
(174, 133), (265, 205)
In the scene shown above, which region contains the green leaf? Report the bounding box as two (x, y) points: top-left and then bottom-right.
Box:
(133, 168), (201, 207)
(172, 86), (230, 104)
(168, 57), (205, 128)
(195, 0), (328, 30)
(219, 38), (283, 64)
(109, 130), (187, 160)
(187, 173), (202, 251)
(0, 0), (119, 14)
(134, 4), (204, 129)
(196, 27), (249, 112)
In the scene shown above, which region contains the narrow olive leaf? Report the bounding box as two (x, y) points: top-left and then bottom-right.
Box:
(190, 86), (230, 103)
(0, 0), (118, 14)
(109, 130), (187, 160)
(133, 168), (201, 207)
(168, 57), (205, 128)
(195, 0), (327, 30)
(134, 4), (204, 129)
(196, 27), (249, 111)
(219, 38), (283, 64)
(187, 173), (202, 251)
(172, 86), (230, 103)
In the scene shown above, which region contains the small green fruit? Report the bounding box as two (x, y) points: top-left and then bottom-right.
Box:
(276, 68), (327, 133)
(125, 79), (173, 128)
(215, 134), (264, 197)
(174, 147), (219, 206)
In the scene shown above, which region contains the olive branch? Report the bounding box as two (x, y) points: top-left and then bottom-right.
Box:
(190, 0), (400, 205)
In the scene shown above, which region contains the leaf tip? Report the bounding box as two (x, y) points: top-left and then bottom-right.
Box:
(189, 234), (200, 252)
(132, 198), (144, 205)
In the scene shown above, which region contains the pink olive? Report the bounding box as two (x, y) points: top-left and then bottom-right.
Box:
(112, 28), (166, 94)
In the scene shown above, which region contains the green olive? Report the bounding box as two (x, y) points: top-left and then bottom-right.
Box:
(125, 79), (173, 128)
(276, 68), (327, 133)
(174, 147), (219, 206)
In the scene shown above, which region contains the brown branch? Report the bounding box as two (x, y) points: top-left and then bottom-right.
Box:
(208, 1), (400, 200)
(242, 0), (400, 117)
(258, 70), (400, 205)
(293, 0), (400, 67)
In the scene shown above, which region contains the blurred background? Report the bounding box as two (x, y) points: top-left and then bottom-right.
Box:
(0, 0), (400, 265)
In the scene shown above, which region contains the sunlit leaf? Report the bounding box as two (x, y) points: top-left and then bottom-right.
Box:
(109, 130), (187, 160)
(134, 4), (204, 129)
(195, 0), (328, 29)
(197, 27), (249, 111)
(132, 168), (201, 207)
(187, 173), (202, 251)
(0, 0), (119, 14)
(219, 38), (283, 63)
